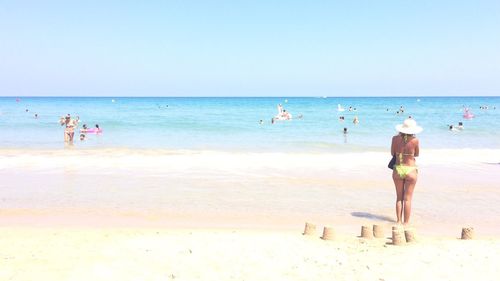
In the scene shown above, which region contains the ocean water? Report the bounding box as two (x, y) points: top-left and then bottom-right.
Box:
(0, 96), (498, 151)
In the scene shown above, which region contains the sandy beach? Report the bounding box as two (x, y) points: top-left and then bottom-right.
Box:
(1, 227), (499, 281)
(1, 148), (499, 280)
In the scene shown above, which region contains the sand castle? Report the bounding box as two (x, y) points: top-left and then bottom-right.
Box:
(373, 224), (385, 238)
(461, 227), (474, 240)
(303, 223), (477, 247)
(303, 222), (317, 236)
(360, 225), (373, 239)
(391, 226), (405, 245)
(404, 228), (417, 243)
(321, 226), (335, 240)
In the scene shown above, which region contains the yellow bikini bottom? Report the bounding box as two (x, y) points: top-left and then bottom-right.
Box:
(394, 165), (418, 179)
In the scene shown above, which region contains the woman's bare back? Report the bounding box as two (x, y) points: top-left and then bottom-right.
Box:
(391, 134), (419, 166)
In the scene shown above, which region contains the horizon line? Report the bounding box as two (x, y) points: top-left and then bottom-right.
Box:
(1, 95), (499, 98)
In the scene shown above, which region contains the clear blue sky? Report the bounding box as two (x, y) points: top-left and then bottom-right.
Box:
(1, 0), (499, 96)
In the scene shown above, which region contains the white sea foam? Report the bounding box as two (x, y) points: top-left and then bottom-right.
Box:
(0, 148), (498, 172)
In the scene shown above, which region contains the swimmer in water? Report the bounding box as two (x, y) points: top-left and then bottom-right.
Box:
(60, 114), (77, 143)
(80, 134), (86, 141)
(353, 116), (359, 124)
(282, 110), (292, 120)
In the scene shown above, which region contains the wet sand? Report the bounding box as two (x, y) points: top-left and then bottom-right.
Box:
(1, 148), (499, 235)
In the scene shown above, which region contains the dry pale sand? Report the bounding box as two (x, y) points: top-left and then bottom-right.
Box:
(0, 227), (499, 281)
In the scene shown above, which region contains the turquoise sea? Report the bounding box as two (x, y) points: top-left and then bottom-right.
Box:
(0, 96), (498, 151)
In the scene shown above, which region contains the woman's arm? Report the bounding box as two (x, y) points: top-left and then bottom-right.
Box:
(391, 136), (397, 156)
(414, 139), (420, 157)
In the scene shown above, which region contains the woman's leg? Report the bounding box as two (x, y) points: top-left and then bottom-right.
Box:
(392, 171), (405, 224)
(402, 170), (418, 225)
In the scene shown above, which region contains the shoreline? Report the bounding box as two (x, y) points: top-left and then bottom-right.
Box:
(1, 147), (499, 163)
(1, 148), (499, 236)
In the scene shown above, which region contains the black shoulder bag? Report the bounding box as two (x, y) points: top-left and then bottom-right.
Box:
(388, 154), (396, 169)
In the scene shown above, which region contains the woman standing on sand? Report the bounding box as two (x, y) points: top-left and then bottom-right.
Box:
(391, 118), (422, 225)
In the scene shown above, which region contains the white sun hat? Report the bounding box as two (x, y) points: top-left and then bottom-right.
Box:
(396, 118), (423, 134)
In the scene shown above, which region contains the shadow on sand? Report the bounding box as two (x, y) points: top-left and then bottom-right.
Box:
(351, 212), (396, 223)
